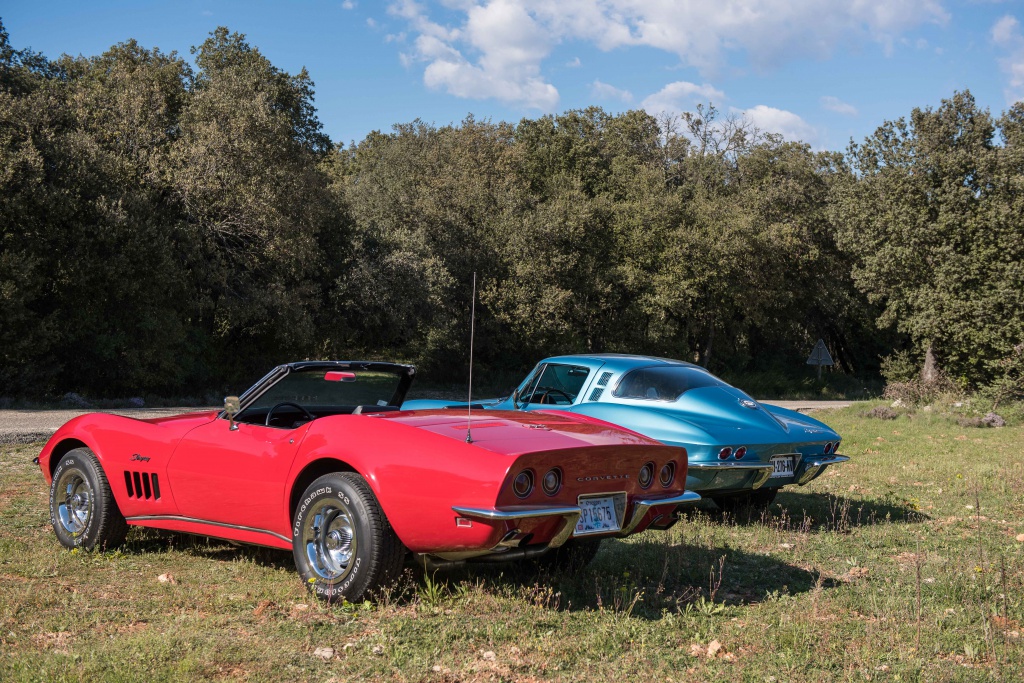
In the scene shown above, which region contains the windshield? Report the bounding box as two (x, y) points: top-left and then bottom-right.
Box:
(612, 365), (726, 401)
(520, 364), (591, 405)
(243, 367), (408, 413)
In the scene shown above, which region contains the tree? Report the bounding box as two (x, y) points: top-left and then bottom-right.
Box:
(834, 91), (1023, 385)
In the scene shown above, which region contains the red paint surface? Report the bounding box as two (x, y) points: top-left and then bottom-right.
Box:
(38, 408), (689, 553)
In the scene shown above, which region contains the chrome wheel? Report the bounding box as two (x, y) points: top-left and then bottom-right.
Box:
(55, 470), (92, 537)
(302, 499), (358, 582)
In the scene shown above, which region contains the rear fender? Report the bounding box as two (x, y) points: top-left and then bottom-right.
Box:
(288, 416), (512, 553)
(568, 403), (717, 448)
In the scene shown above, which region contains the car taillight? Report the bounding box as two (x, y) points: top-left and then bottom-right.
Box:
(638, 462), (654, 488)
(513, 470), (534, 498)
(541, 468), (562, 496)
(659, 462), (676, 487)
(734, 446), (747, 459)
(833, 441), (841, 453)
(718, 447), (732, 460)
(824, 442), (833, 454)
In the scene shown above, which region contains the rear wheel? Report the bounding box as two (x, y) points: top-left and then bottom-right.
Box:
(292, 472), (405, 603)
(49, 448), (128, 551)
(712, 488), (778, 514)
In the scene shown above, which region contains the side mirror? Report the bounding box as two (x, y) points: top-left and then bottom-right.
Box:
(224, 396), (240, 431)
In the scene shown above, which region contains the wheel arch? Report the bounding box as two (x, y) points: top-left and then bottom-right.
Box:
(48, 438), (92, 478)
(288, 457), (359, 523)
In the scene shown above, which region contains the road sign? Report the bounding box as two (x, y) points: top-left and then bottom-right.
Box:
(806, 339), (834, 366)
(806, 339), (834, 380)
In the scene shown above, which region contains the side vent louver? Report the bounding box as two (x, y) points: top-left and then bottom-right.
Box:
(597, 372), (612, 387)
(588, 388), (604, 401)
(124, 471), (161, 500)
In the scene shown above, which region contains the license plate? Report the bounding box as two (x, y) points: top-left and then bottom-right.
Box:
(770, 455), (796, 478)
(575, 495), (620, 535)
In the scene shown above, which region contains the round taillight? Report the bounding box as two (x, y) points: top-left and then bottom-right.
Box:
(638, 462), (654, 488)
(542, 468), (562, 496)
(659, 462), (676, 487)
(513, 470), (534, 498)
(718, 447), (733, 460)
(833, 441), (841, 454)
(734, 446), (747, 459)
(824, 442), (833, 454)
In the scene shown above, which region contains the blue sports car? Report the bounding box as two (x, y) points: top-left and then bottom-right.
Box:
(403, 354), (848, 510)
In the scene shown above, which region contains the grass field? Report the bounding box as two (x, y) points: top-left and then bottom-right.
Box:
(1, 405), (1021, 682)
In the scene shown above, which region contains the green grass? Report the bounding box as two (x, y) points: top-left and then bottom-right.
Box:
(1, 405), (1022, 681)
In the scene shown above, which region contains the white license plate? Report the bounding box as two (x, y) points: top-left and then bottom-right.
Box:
(575, 496), (620, 535)
(770, 455), (796, 478)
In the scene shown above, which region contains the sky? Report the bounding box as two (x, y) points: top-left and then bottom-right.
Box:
(3, 1), (1023, 151)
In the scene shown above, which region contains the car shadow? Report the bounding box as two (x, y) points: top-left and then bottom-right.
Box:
(123, 527), (295, 571)
(690, 489), (930, 529)
(407, 535), (840, 620)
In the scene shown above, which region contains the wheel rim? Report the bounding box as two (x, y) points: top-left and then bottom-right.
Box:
(302, 498), (358, 582)
(55, 469), (92, 536)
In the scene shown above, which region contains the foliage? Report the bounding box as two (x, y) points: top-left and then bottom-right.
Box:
(835, 91), (1024, 388)
(0, 19), (1021, 398)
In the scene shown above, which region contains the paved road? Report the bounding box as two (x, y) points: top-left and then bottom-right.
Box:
(0, 400), (853, 444)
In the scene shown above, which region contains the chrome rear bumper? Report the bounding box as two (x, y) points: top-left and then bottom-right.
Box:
(688, 461), (775, 489)
(452, 490), (701, 549)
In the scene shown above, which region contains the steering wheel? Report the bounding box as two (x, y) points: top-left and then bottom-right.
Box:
(535, 387), (573, 405)
(265, 401), (316, 427)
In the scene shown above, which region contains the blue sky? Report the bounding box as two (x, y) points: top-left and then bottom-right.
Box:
(3, 1), (1023, 150)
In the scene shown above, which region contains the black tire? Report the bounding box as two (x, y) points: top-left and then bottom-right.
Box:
(535, 537), (602, 572)
(292, 472), (406, 603)
(712, 487), (778, 513)
(49, 448), (129, 551)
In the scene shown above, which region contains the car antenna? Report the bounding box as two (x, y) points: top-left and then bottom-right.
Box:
(466, 272), (476, 444)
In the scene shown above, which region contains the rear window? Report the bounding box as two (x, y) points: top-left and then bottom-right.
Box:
(611, 365), (725, 401)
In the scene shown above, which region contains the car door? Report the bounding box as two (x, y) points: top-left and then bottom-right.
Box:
(167, 416), (308, 532)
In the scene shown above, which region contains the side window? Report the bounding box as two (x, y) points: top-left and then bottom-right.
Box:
(524, 364), (591, 405)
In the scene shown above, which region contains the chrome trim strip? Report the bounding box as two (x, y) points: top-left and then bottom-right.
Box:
(806, 455), (850, 467)
(619, 491), (701, 535)
(688, 462), (778, 471)
(452, 505), (581, 520)
(452, 504), (581, 548)
(796, 454), (850, 485)
(125, 515), (291, 544)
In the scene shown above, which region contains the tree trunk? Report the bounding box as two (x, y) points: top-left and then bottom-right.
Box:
(921, 343), (939, 383)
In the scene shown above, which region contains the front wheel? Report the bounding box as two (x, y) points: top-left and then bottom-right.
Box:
(49, 448), (128, 551)
(292, 472), (405, 603)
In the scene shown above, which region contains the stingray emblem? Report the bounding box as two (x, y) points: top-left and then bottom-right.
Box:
(130, 453), (150, 462)
(739, 399), (758, 409)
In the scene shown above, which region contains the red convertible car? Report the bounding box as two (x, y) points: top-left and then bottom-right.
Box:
(37, 361), (698, 602)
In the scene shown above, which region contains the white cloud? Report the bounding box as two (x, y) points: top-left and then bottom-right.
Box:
(390, 0), (559, 110)
(389, 1), (948, 109)
(566, 57), (581, 68)
(820, 95), (858, 116)
(736, 104), (819, 144)
(342, 0), (356, 9)
(591, 80), (633, 102)
(992, 15), (1024, 102)
(993, 15), (1019, 46)
(641, 81), (726, 117)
